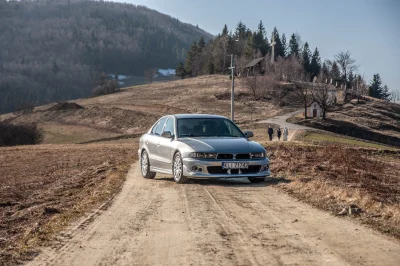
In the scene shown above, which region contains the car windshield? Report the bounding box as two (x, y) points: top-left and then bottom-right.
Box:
(177, 118), (244, 138)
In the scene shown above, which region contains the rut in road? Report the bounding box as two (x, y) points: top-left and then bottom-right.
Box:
(28, 163), (400, 266)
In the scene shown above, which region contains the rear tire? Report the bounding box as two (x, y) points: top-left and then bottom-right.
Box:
(248, 177), (265, 183)
(141, 150), (156, 179)
(173, 152), (189, 184)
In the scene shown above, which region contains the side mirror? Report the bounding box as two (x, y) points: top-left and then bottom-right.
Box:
(245, 131), (254, 138)
(161, 131), (173, 139)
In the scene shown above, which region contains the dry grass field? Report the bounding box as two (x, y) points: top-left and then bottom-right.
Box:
(0, 142), (137, 264)
(268, 143), (400, 238)
(1, 75), (399, 264)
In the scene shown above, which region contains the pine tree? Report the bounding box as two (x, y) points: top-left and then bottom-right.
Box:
(310, 47), (321, 79)
(234, 21), (247, 39)
(198, 36), (206, 51)
(320, 62), (330, 82)
(175, 62), (187, 79)
(330, 62), (341, 84)
(382, 85), (390, 101)
(281, 33), (287, 58)
(185, 41), (198, 76)
(253, 20), (268, 56)
(243, 32), (256, 58)
(302, 42), (311, 75)
(222, 24), (228, 36)
(369, 73), (383, 98)
(288, 33), (300, 57)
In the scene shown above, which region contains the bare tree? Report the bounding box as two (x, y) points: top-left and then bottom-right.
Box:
(334, 51), (358, 84)
(390, 90), (400, 104)
(312, 84), (335, 119)
(236, 55), (251, 77)
(244, 75), (259, 100)
(144, 68), (158, 83)
(221, 35), (230, 72)
(244, 74), (276, 100)
(283, 55), (305, 82)
(294, 79), (313, 118)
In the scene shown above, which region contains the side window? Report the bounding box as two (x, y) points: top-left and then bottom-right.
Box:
(163, 117), (175, 136)
(151, 121), (160, 135)
(223, 120), (243, 137)
(155, 117), (168, 136)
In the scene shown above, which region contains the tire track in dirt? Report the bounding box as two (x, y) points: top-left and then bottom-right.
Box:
(28, 164), (400, 266)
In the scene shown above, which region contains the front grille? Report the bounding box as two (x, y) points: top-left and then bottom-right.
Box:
(236, 154), (250, 159)
(217, 154), (233, 160)
(217, 153), (251, 160)
(207, 165), (261, 175)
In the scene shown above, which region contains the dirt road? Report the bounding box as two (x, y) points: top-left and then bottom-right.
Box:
(257, 110), (314, 130)
(28, 163), (400, 266)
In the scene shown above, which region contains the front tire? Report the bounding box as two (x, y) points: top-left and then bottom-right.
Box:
(173, 152), (189, 184)
(248, 177), (265, 183)
(141, 150), (156, 179)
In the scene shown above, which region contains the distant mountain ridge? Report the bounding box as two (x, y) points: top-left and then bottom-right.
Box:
(0, 0), (212, 114)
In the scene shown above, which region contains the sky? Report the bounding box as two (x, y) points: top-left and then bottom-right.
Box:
(115, 0), (400, 91)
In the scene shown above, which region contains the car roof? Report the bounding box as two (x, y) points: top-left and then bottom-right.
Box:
(172, 114), (227, 119)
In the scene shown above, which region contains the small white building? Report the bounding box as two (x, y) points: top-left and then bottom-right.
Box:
(307, 100), (322, 118)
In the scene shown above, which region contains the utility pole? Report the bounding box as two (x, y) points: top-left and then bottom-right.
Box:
(229, 54), (235, 121)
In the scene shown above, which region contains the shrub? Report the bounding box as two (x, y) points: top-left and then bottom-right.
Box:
(0, 122), (42, 146)
(92, 80), (119, 97)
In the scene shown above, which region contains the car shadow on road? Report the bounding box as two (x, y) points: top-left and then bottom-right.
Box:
(154, 176), (291, 188)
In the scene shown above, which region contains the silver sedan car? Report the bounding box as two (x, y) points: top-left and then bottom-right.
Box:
(138, 114), (270, 183)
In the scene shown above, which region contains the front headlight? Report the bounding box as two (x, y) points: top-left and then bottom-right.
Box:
(188, 152), (217, 159)
(251, 152), (265, 158)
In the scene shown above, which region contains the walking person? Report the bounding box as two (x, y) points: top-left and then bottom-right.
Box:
(268, 126), (274, 141)
(283, 127), (288, 141)
(277, 128), (282, 141)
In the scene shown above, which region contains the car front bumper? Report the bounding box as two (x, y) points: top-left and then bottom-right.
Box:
(182, 157), (270, 179)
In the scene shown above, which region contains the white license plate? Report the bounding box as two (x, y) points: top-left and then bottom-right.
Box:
(222, 162), (249, 169)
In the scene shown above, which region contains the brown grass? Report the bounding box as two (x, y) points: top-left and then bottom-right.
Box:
(268, 143), (400, 238)
(0, 142), (137, 265)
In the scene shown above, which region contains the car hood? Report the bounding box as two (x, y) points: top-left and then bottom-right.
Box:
(178, 137), (264, 153)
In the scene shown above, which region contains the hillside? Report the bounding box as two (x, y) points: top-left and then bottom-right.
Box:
(1, 75), (296, 145)
(0, 0), (212, 114)
(293, 97), (400, 147)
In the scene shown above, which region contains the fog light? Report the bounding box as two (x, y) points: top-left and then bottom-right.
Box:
(191, 166), (198, 171)
(198, 168), (203, 172)
(264, 165), (269, 171)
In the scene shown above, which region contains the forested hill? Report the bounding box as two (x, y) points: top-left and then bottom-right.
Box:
(0, 0), (212, 114)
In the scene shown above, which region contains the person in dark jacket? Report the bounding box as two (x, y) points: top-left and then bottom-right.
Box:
(277, 128), (282, 141)
(268, 126), (273, 141)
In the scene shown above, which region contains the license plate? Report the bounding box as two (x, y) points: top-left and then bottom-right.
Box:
(222, 162), (249, 169)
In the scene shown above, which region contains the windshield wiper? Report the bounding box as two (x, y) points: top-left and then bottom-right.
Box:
(179, 134), (194, 137)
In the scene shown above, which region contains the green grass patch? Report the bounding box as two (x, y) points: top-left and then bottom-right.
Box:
(304, 132), (398, 150)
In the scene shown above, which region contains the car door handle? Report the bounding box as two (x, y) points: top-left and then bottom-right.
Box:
(157, 142), (160, 146)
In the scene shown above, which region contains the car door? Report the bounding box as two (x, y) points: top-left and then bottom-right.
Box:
(157, 116), (176, 171)
(147, 117), (168, 168)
